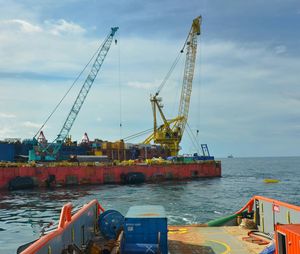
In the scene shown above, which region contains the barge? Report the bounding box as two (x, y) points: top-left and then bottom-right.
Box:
(0, 17), (220, 191)
(18, 195), (300, 254)
(0, 159), (221, 190)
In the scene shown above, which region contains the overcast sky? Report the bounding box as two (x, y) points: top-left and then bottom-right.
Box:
(0, 0), (300, 157)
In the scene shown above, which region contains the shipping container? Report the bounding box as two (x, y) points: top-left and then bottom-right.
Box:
(121, 205), (168, 254)
(0, 143), (15, 161)
(276, 224), (300, 254)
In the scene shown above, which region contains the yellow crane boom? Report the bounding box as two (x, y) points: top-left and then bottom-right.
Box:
(177, 16), (201, 135)
(143, 16), (201, 156)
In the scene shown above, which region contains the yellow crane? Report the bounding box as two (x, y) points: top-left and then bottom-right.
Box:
(143, 16), (201, 156)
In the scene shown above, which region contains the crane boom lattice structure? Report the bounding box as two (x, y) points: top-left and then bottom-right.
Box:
(143, 16), (201, 156)
(177, 17), (200, 135)
(29, 27), (118, 161)
(56, 28), (118, 146)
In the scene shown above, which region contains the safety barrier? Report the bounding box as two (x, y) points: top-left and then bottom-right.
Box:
(236, 196), (300, 235)
(20, 199), (104, 254)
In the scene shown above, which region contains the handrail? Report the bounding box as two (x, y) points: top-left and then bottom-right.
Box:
(58, 202), (72, 228)
(20, 199), (103, 254)
(98, 202), (105, 213)
(235, 195), (300, 215)
(254, 195), (300, 212)
(235, 197), (255, 215)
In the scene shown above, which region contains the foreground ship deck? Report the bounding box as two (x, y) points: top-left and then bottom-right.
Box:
(88, 225), (265, 254)
(19, 195), (300, 254)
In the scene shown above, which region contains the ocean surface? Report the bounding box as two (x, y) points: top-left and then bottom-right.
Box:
(1, 156), (300, 253)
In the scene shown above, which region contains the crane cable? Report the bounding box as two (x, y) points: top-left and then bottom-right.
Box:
(185, 128), (199, 154)
(123, 127), (154, 142)
(196, 20), (203, 141)
(33, 38), (107, 139)
(117, 32), (123, 139)
(155, 26), (193, 96)
(155, 52), (182, 96)
(186, 122), (202, 154)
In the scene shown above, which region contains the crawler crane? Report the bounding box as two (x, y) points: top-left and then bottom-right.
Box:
(29, 27), (119, 161)
(143, 17), (201, 156)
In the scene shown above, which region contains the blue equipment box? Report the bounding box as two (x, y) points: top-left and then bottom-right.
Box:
(121, 205), (168, 254)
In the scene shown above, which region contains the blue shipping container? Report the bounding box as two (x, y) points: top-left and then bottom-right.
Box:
(121, 205), (168, 254)
(0, 143), (15, 161)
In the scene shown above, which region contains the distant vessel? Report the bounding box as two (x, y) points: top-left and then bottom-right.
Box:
(227, 154), (234, 158)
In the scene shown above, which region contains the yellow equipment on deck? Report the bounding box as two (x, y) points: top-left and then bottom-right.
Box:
(143, 16), (201, 156)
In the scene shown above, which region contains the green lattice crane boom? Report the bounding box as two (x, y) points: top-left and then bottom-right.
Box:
(29, 27), (118, 161)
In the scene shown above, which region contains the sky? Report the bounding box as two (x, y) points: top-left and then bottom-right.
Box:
(0, 0), (300, 158)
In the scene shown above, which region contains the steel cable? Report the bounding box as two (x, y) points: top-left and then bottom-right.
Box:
(33, 38), (107, 138)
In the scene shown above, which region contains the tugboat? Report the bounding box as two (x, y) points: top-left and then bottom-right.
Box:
(18, 195), (300, 253)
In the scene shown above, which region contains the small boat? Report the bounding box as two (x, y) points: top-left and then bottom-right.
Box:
(18, 195), (300, 254)
(227, 154), (234, 158)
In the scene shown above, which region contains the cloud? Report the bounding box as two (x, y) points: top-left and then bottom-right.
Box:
(0, 18), (95, 76)
(45, 19), (86, 36)
(274, 45), (287, 55)
(0, 18), (85, 36)
(0, 19), (42, 33)
(0, 112), (16, 118)
(186, 39), (300, 156)
(0, 127), (16, 138)
(22, 121), (42, 129)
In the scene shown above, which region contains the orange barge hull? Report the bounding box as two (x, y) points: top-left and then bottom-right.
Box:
(0, 161), (221, 189)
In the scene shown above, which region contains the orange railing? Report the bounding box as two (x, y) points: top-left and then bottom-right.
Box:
(58, 202), (72, 228)
(235, 197), (255, 214)
(235, 195), (300, 215)
(21, 199), (104, 254)
(254, 195), (300, 212)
